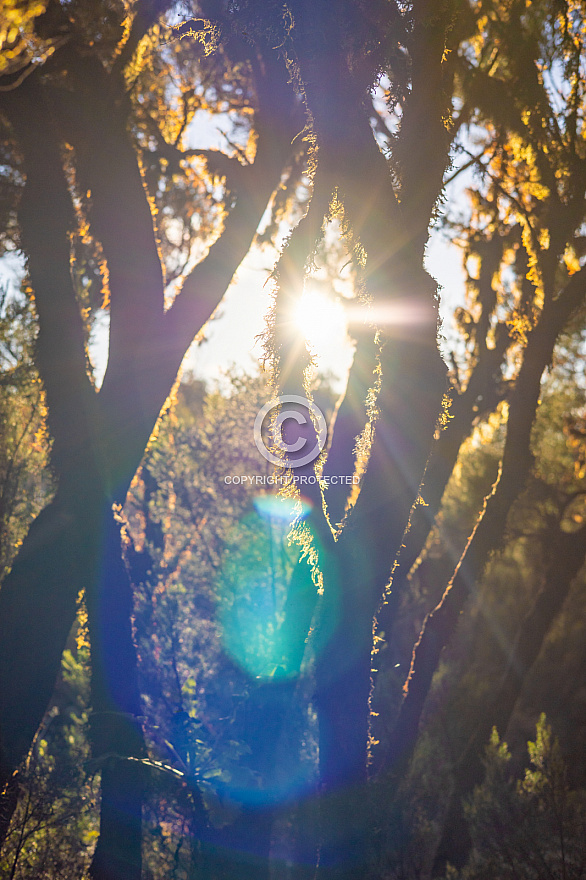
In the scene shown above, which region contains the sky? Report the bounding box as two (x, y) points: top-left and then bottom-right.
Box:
(0, 95), (469, 394)
(166, 90), (470, 387)
(179, 226), (466, 389)
(178, 91), (469, 391)
(0, 223), (466, 392)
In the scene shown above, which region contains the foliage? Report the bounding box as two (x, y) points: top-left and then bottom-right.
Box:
(459, 716), (586, 880)
(126, 374), (319, 870)
(0, 644), (98, 880)
(1, 1), (586, 879)
(0, 288), (53, 579)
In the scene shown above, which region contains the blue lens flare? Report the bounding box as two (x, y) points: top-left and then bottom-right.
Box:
(253, 493), (312, 521)
(216, 495), (319, 681)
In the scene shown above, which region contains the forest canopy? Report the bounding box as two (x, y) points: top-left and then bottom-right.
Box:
(0, 1), (586, 879)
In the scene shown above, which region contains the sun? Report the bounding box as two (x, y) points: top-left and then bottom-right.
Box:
(293, 286), (347, 356)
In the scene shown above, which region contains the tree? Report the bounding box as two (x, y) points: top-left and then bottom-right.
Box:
(1, 1), (586, 879)
(375, 2), (586, 870)
(0, 3), (300, 877)
(461, 717), (586, 880)
(257, 0), (586, 873)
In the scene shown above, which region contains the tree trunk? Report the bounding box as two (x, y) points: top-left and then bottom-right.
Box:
(0, 47), (297, 852)
(384, 273), (586, 776)
(86, 508), (147, 880)
(373, 334), (510, 679)
(274, 7), (453, 873)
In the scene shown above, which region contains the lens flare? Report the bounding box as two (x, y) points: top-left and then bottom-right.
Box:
(346, 300), (432, 330)
(216, 506), (319, 681)
(253, 493), (312, 521)
(293, 288), (347, 355)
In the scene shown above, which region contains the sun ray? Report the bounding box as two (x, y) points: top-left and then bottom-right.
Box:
(293, 285), (348, 356)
